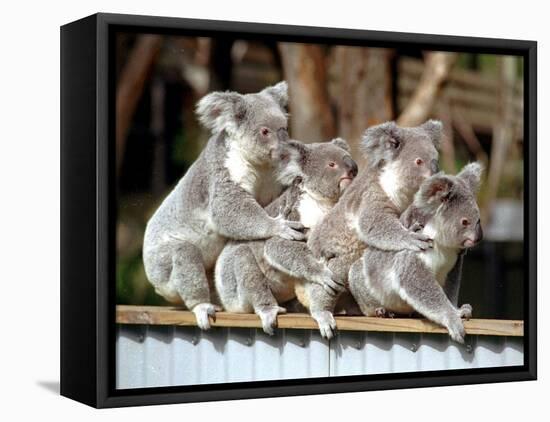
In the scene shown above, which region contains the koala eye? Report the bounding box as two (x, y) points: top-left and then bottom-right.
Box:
(461, 218), (470, 227)
(328, 162), (337, 168)
(261, 127), (270, 136)
(415, 158), (424, 166)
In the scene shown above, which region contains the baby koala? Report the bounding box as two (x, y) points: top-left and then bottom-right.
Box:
(215, 138), (358, 335)
(348, 163), (484, 343)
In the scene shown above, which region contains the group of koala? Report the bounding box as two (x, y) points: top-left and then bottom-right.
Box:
(143, 81), (484, 344)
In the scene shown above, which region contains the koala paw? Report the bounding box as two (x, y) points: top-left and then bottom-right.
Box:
(314, 267), (346, 296)
(375, 307), (395, 318)
(257, 306), (286, 336)
(458, 303), (473, 320)
(409, 222), (424, 233)
(311, 311), (337, 340)
(446, 316), (466, 344)
(405, 231), (433, 251)
(275, 217), (306, 241)
(192, 303), (219, 330)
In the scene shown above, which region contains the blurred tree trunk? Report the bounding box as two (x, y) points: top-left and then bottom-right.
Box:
(331, 47), (393, 165)
(208, 39), (234, 91)
(437, 98), (456, 173)
(278, 43), (335, 142)
(483, 56), (518, 223)
(116, 35), (163, 175)
(397, 52), (457, 127)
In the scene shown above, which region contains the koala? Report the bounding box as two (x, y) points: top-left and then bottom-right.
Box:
(303, 121), (442, 338)
(348, 163), (484, 343)
(214, 138), (358, 335)
(143, 82), (306, 330)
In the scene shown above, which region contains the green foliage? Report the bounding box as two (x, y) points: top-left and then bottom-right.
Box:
(117, 251), (167, 305)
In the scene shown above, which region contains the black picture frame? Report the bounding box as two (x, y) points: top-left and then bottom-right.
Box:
(60, 12), (537, 408)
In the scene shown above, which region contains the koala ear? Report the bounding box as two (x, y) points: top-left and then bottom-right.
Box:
(260, 81), (288, 109)
(363, 121), (402, 150)
(420, 119), (443, 149)
(196, 91), (246, 134)
(330, 137), (351, 153)
(276, 140), (307, 186)
(458, 162), (484, 193)
(361, 121), (402, 166)
(419, 174), (454, 204)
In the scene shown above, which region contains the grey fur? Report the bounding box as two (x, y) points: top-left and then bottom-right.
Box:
(214, 139), (358, 335)
(302, 121), (442, 337)
(349, 163), (484, 343)
(143, 82), (305, 330)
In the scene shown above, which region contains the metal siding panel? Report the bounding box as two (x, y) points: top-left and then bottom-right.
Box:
(502, 337), (524, 366)
(392, 333), (421, 373)
(225, 328), (256, 383)
(198, 327), (229, 384)
(143, 325), (173, 388)
(172, 326), (202, 386)
(281, 329), (329, 379)
(474, 336), (506, 368)
(116, 326), (524, 389)
(252, 328), (284, 381)
(116, 325), (146, 389)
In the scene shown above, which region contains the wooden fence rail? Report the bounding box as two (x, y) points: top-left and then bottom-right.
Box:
(116, 305), (524, 337)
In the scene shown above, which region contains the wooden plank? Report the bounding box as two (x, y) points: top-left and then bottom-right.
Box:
(116, 305), (524, 337)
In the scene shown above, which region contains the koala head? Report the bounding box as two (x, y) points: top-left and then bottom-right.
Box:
(196, 81), (290, 164)
(286, 138), (358, 203)
(362, 120), (441, 193)
(419, 162), (484, 249)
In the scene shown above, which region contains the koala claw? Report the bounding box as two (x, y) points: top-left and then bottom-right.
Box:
(458, 303), (473, 320)
(406, 231), (433, 251)
(446, 317), (466, 344)
(409, 222), (424, 233)
(311, 311), (337, 340)
(192, 303), (218, 330)
(375, 307), (395, 318)
(316, 268), (346, 296)
(276, 218), (306, 241)
(257, 306), (286, 336)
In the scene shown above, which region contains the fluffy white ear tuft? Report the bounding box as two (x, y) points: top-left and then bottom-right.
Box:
(330, 137), (351, 153)
(420, 119), (443, 149)
(195, 91), (246, 134)
(260, 81), (288, 109)
(457, 162), (484, 193)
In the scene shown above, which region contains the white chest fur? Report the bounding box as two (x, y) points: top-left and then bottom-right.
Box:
(379, 162), (409, 213)
(225, 144), (281, 206)
(296, 191), (333, 229)
(418, 223), (458, 286)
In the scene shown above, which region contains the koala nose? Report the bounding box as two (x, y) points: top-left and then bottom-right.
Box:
(474, 220), (483, 243)
(345, 157), (358, 178)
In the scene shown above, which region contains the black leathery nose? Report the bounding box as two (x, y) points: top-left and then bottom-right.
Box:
(345, 156), (358, 177)
(475, 220), (483, 242)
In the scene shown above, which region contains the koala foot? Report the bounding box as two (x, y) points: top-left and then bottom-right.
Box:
(192, 303), (220, 330)
(256, 306), (286, 336)
(445, 316), (466, 344)
(404, 231), (433, 251)
(275, 216), (306, 241)
(311, 311), (337, 340)
(458, 303), (473, 320)
(375, 307), (395, 318)
(313, 267), (346, 296)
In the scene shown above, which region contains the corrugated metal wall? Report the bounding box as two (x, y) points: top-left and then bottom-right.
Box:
(116, 325), (523, 389)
